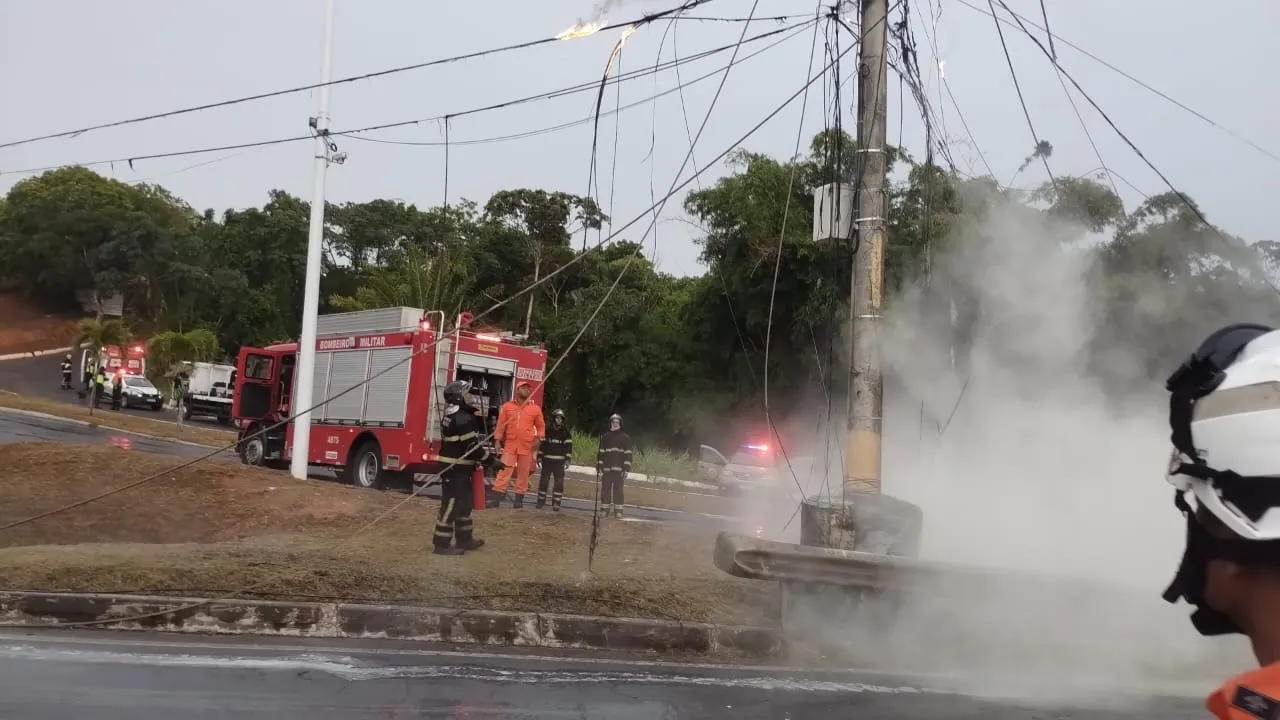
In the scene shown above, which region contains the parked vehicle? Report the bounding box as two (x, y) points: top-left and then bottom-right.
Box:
(181, 361), (236, 425)
(231, 307), (548, 490)
(698, 441), (783, 495)
(93, 374), (163, 410)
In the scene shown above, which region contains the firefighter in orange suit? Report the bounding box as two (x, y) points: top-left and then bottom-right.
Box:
(492, 381), (544, 508)
(1159, 324), (1280, 719)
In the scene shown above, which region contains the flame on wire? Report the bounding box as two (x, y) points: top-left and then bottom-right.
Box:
(557, 21), (603, 40)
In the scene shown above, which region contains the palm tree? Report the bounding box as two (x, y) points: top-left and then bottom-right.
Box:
(72, 318), (130, 409)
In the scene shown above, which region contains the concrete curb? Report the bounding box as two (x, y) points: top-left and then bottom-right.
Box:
(0, 591), (781, 658)
(566, 463), (717, 492)
(0, 346), (72, 362)
(0, 406), (226, 451)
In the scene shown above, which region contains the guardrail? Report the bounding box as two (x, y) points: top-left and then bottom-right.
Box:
(713, 531), (1133, 597)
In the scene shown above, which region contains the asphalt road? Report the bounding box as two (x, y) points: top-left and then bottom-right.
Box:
(0, 630), (1204, 719)
(0, 354), (231, 429)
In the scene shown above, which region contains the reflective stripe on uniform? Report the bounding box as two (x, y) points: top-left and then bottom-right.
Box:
(542, 454), (566, 461)
(443, 431), (477, 442)
(437, 456), (477, 466)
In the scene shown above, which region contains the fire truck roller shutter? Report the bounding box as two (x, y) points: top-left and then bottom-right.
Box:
(364, 346), (412, 425)
(323, 351), (368, 422)
(455, 352), (516, 377)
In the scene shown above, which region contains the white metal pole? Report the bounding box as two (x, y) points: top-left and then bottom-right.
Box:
(290, 0), (337, 480)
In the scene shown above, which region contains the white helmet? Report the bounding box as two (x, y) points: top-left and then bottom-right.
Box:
(1163, 322), (1280, 636)
(1166, 323), (1280, 541)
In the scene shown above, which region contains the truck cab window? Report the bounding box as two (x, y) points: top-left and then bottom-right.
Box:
(245, 355), (273, 380)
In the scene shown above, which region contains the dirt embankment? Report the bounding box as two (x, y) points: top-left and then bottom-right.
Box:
(0, 293), (83, 356)
(0, 443), (773, 624)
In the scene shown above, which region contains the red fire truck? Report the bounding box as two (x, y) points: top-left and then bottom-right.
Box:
(231, 307), (548, 490)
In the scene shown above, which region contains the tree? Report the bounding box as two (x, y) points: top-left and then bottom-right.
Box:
(484, 189), (605, 336)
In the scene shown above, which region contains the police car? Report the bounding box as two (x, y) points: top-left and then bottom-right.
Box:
(697, 441), (782, 495)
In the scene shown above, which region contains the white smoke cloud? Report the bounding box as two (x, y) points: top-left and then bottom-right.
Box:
(766, 196), (1254, 704)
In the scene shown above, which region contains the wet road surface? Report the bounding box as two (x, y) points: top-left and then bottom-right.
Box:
(0, 629), (1204, 719)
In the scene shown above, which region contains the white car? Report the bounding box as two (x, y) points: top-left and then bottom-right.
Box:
(698, 442), (782, 495)
(119, 375), (164, 410)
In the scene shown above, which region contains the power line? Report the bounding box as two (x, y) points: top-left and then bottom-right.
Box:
(984, 0), (1056, 193)
(0, 0), (715, 152)
(993, 3), (1120, 204)
(950, 0), (1280, 165)
(345, 21), (812, 149)
(1, 21), (809, 177)
(990, 0), (1280, 298)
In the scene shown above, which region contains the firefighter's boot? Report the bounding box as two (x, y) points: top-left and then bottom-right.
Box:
(433, 544), (464, 556)
(513, 494), (524, 509)
(457, 538), (485, 551)
(613, 505), (623, 519)
(536, 491), (547, 509)
(552, 499), (562, 512)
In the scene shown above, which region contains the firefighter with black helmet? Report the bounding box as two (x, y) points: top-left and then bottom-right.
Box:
(60, 353), (73, 390)
(435, 379), (500, 556)
(1160, 323), (1280, 717)
(596, 413), (633, 519)
(537, 409), (573, 510)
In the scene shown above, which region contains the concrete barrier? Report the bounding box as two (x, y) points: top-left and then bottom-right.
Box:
(0, 591), (782, 658)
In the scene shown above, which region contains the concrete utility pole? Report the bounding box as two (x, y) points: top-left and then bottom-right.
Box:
(290, 0), (338, 481)
(801, 0), (922, 556)
(846, 0), (889, 497)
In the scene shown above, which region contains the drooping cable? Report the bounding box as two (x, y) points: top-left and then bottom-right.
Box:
(951, 0), (1280, 165)
(985, 0), (1056, 193)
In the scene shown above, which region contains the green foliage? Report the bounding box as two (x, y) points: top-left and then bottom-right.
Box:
(3, 132), (1273, 456)
(147, 328), (222, 380)
(567, 428), (696, 480)
(73, 318), (130, 355)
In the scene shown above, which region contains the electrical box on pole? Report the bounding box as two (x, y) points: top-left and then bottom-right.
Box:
(813, 182), (856, 243)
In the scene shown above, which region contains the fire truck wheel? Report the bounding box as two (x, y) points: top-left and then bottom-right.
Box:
(238, 432), (266, 466)
(346, 441), (385, 491)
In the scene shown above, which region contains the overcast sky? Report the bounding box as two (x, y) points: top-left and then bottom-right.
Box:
(1, 0), (1275, 277)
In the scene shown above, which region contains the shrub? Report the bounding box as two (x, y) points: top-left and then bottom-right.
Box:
(568, 429), (697, 481)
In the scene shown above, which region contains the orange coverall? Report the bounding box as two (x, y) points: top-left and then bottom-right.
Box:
(1208, 663), (1280, 720)
(492, 399), (545, 496)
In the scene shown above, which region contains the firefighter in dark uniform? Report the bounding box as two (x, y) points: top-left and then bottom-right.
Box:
(434, 380), (500, 556)
(60, 354), (73, 390)
(536, 409), (573, 511)
(596, 413), (633, 519)
(110, 373), (123, 410)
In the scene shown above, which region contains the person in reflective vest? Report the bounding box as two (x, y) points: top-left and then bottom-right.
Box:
(1159, 324), (1280, 718)
(536, 409), (573, 511)
(92, 368), (107, 405)
(493, 382), (545, 508)
(596, 413), (633, 519)
(434, 380), (500, 556)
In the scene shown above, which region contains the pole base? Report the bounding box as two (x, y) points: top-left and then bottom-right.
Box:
(799, 492), (923, 557)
